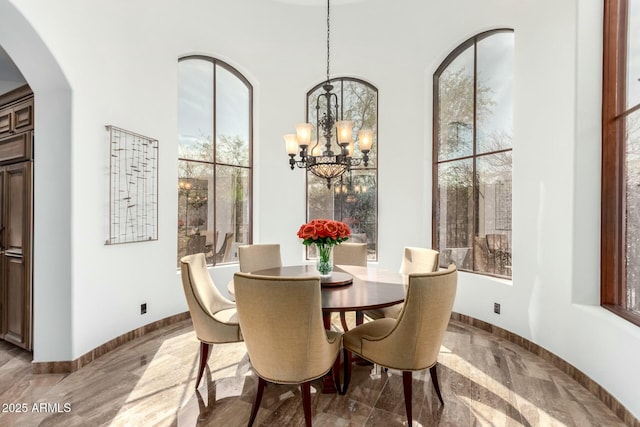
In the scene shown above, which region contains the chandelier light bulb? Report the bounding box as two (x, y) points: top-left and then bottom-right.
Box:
(336, 121), (353, 145)
(358, 129), (373, 152)
(284, 134), (299, 155)
(295, 123), (313, 147)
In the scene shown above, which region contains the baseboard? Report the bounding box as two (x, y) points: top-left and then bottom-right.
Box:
(451, 312), (640, 427)
(32, 311), (190, 375)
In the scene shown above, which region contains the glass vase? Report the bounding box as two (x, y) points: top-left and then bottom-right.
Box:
(315, 243), (334, 277)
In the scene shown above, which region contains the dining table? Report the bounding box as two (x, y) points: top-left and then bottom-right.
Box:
(229, 264), (408, 393)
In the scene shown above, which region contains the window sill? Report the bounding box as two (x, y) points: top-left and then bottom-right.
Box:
(602, 304), (640, 328)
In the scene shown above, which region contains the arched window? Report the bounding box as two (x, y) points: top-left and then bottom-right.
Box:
(177, 56), (252, 267)
(602, 0), (640, 324)
(433, 29), (514, 278)
(306, 78), (378, 260)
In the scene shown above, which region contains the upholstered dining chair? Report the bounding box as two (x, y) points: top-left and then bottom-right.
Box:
(342, 264), (457, 425)
(333, 242), (368, 267)
(215, 232), (234, 263)
(333, 242), (368, 331)
(180, 253), (243, 389)
(238, 243), (282, 273)
(233, 272), (342, 427)
(363, 246), (439, 320)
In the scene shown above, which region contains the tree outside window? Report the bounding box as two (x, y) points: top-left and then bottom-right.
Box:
(177, 57), (252, 267)
(306, 78), (378, 260)
(433, 30), (514, 278)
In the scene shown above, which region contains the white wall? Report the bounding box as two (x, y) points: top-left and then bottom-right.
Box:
(2, 0), (639, 419)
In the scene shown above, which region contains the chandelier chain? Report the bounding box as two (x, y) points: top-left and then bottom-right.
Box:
(326, 0), (330, 84)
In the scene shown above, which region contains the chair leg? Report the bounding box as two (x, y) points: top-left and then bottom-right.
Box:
(340, 312), (349, 332)
(430, 363), (445, 406)
(355, 310), (364, 326)
(342, 348), (352, 394)
(301, 381), (312, 427)
(195, 342), (211, 389)
(402, 371), (413, 426)
(247, 377), (266, 427)
(333, 352), (342, 394)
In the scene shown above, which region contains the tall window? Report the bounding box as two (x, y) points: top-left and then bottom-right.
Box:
(306, 78), (378, 260)
(177, 56), (252, 267)
(433, 30), (514, 278)
(602, 0), (640, 324)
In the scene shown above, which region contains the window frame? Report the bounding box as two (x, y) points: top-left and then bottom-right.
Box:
(304, 77), (379, 261)
(432, 29), (514, 279)
(177, 55), (253, 267)
(601, 0), (640, 325)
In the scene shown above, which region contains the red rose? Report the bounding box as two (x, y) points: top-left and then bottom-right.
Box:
(324, 221), (339, 239)
(336, 221), (350, 239)
(300, 224), (317, 240)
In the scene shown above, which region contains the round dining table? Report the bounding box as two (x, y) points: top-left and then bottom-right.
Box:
(251, 264), (406, 315)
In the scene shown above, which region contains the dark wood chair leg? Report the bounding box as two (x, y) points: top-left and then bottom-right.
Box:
(195, 342), (211, 389)
(301, 381), (312, 427)
(430, 363), (444, 405)
(333, 353), (342, 394)
(402, 371), (413, 426)
(247, 377), (266, 427)
(342, 348), (352, 394)
(340, 312), (349, 331)
(355, 310), (364, 326)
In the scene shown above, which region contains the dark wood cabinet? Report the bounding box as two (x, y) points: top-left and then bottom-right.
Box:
(0, 86), (33, 351)
(0, 162), (32, 350)
(0, 97), (33, 138)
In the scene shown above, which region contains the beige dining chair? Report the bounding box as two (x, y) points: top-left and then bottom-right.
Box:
(363, 246), (439, 320)
(342, 264), (457, 425)
(180, 253), (243, 389)
(238, 243), (282, 273)
(333, 242), (367, 331)
(333, 242), (367, 267)
(215, 232), (234, 263)
(233, 272), (342, 427)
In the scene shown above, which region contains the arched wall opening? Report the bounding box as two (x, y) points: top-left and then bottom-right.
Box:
(0, 0), (72, 362)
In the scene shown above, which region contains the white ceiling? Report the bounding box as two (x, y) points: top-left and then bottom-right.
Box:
(0, 45), (26, 87)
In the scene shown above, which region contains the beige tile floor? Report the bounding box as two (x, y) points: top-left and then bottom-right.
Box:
(0, 318), (627, 426)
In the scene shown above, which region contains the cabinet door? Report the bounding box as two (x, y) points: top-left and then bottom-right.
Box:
(0, 108), (10, 135)
(1, 162), (31, 350)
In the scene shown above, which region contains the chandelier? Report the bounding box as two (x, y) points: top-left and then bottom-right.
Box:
(284, 0), (373, 188)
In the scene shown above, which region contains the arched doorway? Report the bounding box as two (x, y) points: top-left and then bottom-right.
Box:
(0, 0), (73, 363)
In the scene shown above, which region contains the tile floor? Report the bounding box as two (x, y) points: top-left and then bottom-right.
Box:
(0, 318), (627, 426)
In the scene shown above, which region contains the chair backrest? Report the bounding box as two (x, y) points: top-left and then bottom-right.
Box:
(361, 264), (457, 371)
(333, 242), (367, 267)
(215, 232), (234, 262)
(180, 253), (240, 343)
(233, 272), (334, 383)
(399, 247), (439, 275)
(238, 244), (282, 273)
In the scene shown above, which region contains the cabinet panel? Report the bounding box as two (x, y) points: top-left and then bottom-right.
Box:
(0, 133), (30, 164)
(13, 101), (33, 132)
(6, 164), (26, 254)
(0, 110), (10, 134)
(3, 255), (26, 347)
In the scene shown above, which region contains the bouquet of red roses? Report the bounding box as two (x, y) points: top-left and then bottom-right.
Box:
(296, 219), (351, 246)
